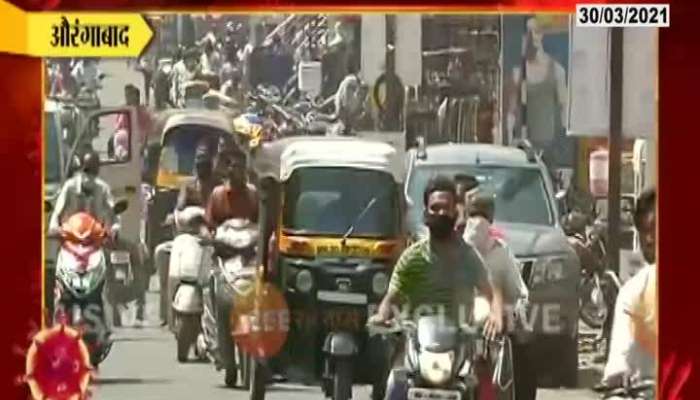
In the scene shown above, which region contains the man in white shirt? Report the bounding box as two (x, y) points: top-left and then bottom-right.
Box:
(200, 33), (223, 76)
(49, 151), (118, 236)
(170, 48), (202, 108)
(602, 187), (656, 390)
(72, 58), (102, 93)
(463, 194), (535, 400)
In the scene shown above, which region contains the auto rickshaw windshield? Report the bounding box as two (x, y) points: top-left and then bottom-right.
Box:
(282, 167), (399, 238)
(159, 124), (229, 175)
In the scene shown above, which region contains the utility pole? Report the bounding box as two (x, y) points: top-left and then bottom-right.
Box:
(608, 27), (624, 275)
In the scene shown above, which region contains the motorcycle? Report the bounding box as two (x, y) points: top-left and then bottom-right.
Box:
(168, 206), (212, 363)
(367, 297), (515, 400)
(197, 218), (259, 388)
(49, 199), (129, 368)
(563, 211), (621, 362)
(595, 379), (655, 399)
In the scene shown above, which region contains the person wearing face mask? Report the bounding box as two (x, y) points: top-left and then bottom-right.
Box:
(49, 151), (118, 237)
(600, 187), (656, 392)
(369, 175), (503, 400)
(454, 173), (480, 234)
(48, 152), (144, 328)
(463, 195), (535, 400)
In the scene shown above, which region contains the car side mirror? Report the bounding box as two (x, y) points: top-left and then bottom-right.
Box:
(113, 199), (129, 215)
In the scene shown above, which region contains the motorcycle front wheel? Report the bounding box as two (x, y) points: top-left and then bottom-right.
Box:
(175, 313), (199, 363)
(333, 358), (353, 400)
(579, 276), (608, 329)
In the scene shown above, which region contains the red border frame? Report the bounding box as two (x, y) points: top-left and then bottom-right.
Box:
(1, 0), (696, 398)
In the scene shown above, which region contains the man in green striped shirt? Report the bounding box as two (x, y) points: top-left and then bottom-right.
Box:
(370, 175), (503, 336)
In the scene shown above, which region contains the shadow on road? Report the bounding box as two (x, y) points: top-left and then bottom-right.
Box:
(95, 377), (173, 385)
(578, 366), (603, 389)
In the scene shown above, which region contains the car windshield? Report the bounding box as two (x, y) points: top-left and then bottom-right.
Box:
(159, 125), (227, 175)
(407, 165), (554, 229)
(283, 167), (399, 238)
(45, 112), (61, 183)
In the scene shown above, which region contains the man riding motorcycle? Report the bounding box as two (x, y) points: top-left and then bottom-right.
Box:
(368, 175), (504, 400)
(156, 145), (219, 326)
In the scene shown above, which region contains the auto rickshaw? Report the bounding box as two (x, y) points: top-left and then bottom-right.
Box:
(248, 136), (406, 400)
(142, 110), (238, 256)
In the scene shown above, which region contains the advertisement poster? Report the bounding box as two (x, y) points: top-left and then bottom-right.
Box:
(502, 14), (575, 169)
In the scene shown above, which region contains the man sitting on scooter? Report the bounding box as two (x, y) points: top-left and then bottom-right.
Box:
(155, 144), (218, 326)
(205, 149), (258, 227)
(368, 175), (504, 400)
(48, 151), (133, 330)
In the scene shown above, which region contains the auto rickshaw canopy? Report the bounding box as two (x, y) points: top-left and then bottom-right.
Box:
(253, 136), (404, 183)
(160, 110), (235, 145)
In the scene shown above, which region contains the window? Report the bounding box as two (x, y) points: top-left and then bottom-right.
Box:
(407, 165), (553, 230)
(159, 125), (228, 175)
(283, 167), (399, 238)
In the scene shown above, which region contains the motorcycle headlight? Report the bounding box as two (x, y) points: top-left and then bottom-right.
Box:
(418, 351), (455, 385)
(529, 256), (566, 286)
(295, 269), (313, 293)
(371, 272), (389, 295)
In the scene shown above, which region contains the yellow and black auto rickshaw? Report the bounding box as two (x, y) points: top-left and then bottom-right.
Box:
(250, 136), (406, 400)
(142, 110), (237, 255)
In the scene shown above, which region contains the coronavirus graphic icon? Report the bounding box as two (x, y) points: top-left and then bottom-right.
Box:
(24, 324), (93, 400)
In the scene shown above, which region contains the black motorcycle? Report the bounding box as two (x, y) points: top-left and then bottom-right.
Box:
(595, 379), (655, 399)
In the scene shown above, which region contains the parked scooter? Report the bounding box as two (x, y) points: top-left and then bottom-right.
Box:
(368, 297), (515, 400)
(48, 199), (129, 368)
(197, 218), (259, 388)
(168, 206), (213, 363)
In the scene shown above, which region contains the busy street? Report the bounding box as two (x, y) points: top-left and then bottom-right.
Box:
(43, 13), (657, 400)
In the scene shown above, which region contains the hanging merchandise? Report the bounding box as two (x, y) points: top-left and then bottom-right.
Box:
(589, 148), (609, 197)
(298, 61), (323, 98)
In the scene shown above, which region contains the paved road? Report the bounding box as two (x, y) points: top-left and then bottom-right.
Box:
(91, 59), (601, 400)
(94, 282), (600, 400)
